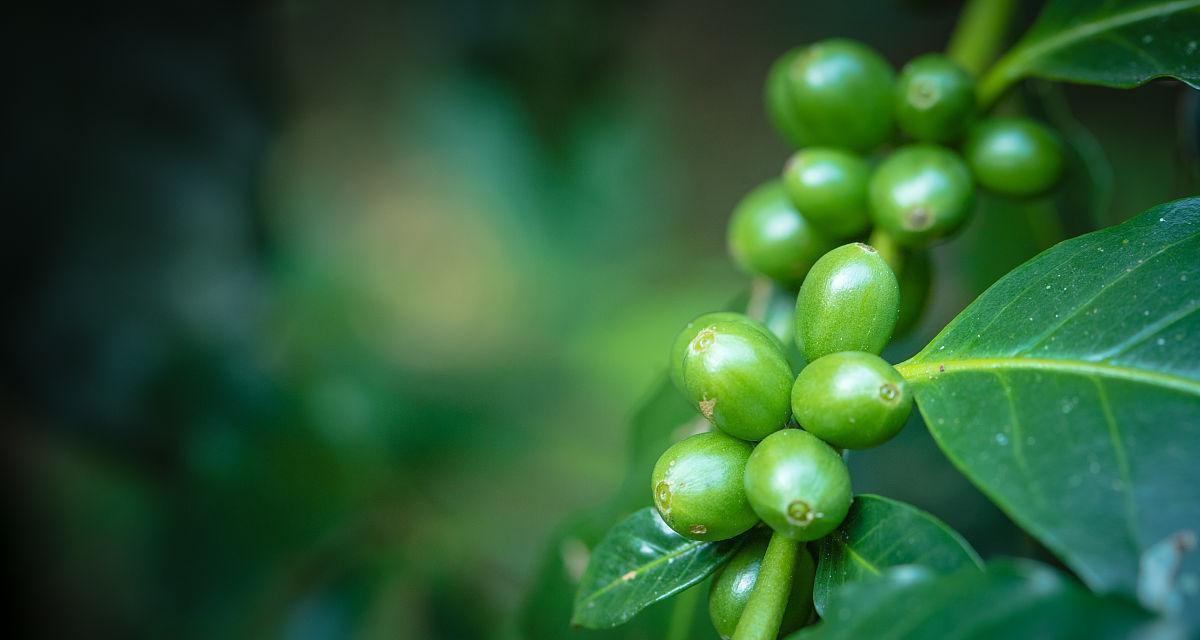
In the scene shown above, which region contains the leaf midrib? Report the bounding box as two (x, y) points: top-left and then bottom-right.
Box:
(573, 538), (708, 612)
(897, 356), (1200, 396)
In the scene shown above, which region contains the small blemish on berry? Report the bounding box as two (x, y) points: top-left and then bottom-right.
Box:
(655, 481), (672, 511)
(908, 79), (940, 109)
(699, 398), (717, 421)
(879, 383), (899, 403)
(691, 328), (716, 353)
(906, 207), (933, 230)
(690, 524), (708, 536)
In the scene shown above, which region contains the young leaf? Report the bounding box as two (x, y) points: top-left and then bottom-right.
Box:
(571, 507), (743, 629)
(789, 560), (1168, 640)
(897, 198), (1200, 623)
(980, 0), (1200, 103)
(813, 495), (982, 616)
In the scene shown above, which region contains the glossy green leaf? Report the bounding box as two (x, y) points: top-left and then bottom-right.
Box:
(572, 507), (742, 629)
(897, 198), (1200, 622)
(980, 0), (1200, 103)
(813, 495), (982, 616)
(789, 561), (1168, 640)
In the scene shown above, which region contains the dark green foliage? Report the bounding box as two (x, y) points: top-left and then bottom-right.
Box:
(572, 508), (744, 629)
(811, 495), (981, 615)
(899, 198), (1200, 624)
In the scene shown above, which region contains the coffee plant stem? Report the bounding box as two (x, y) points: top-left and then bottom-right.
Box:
(731, 530), (799, 640)
(946, 0), (1019, 77)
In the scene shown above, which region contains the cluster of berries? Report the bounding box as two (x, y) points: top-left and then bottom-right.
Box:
(651, 39), (1066, 639)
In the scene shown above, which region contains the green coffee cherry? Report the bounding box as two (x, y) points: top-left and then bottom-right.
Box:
(728, 180), (837, 290)
(781, 39), (895, 152)
(964, 117), (1065, 197)
(682, 320), (793, 441)
(765, 48), (807, 148)
(895, 249), (932, 336)
(791, 352), (913, 449)
(652, 429), (753, 537)
(868, 144), (975, 247)
(895, 54), (975, 143)
(651, 431), (759, 541)
(670, 312), (783, 393)
(782, 148), (871, 238)
(794, 243), (899, 362)
(708, 533), (815, 639)
(744, 429), (852, 541)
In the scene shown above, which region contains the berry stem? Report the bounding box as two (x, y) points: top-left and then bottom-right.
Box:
(866, 228), (905, 275)
(664, 582), (701, 640)
(946, 0), (1019, 77)
(731, 530), (799, 640)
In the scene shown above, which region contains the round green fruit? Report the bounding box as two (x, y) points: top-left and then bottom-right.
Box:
(765, 48), (807, 148)
(729, 181), (837, 290)
(794, 243), (899, 362)
(782, 39), (896, 152)
(708, 533), (815, 640)
(964, 117), (1065, 197)
(744, 429), (852, 541)
(782, 148), (871, 238)
(894, 54), (975, 143)
(670, 312), (783, 393)
(868, 144), (975, 247)
(791, 351), (912, 449)
(682, 320), (793, 441)
(651, 431), (759, 541)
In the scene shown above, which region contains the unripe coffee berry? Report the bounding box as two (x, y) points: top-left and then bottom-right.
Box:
(651, 431), (759, 541)
(791, 351), (912, 449)
(895, 54), (975, 143)
(681, 320), (793, 441)
(782, 148), (871, 239)
(780, 39), (896, 152)
(794, 243), (899, 363)
(744, 429), (852, 541)
(868, 144), (975, 247)
(964, 117), (1065, 197)
(729, 181), (837, 290)
(670, 312), (783, 394)
(708, 532), (815, 639)
(765, 47), (807, 148)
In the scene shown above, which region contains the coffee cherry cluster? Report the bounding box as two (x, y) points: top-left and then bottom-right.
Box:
(653, 39), (1068, 638)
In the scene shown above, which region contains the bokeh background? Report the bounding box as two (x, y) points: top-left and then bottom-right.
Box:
(3, 2), (1196, 638)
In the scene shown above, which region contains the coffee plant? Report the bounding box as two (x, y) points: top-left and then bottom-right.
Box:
(529, 1), (1200, 638)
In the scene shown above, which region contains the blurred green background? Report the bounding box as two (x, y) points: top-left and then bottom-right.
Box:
(2, 2), (1195, 638)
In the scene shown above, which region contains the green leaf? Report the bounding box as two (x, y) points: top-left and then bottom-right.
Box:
(813, 495), (982, 616)
(788, 560), (1168, 640)
(572, 507), (742, 629)
(980, 0), (1200, 103)
(897, 198), (1200, 622)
